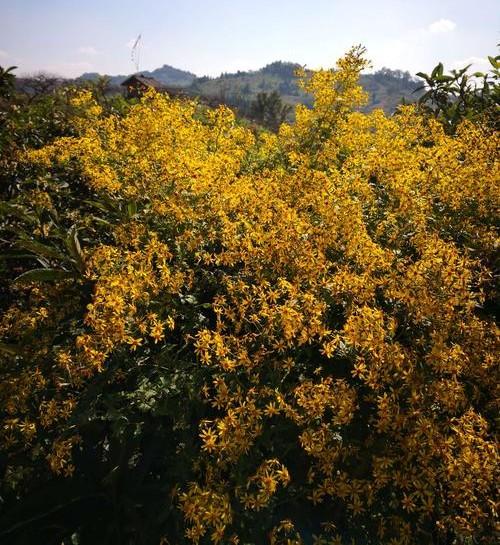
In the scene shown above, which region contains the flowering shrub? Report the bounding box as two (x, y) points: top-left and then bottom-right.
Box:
(0, 47), (498, 544)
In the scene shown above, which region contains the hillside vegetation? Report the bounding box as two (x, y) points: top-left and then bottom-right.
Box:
(79, 63), (197, 88)
(78, 60), (422, 114)
(0, 49), (499, 545)
(190, 61), (422, 114)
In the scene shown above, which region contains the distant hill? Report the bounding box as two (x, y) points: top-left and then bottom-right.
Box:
(77, 61), (422, 114)
(360, 68), (423, 112)
(78, 64), (196, 88)
(189, 61), (422, 114)
(189, 62), (306, 109)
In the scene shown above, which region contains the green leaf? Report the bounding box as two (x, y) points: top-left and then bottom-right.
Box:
(17, 239), (67, 261)
(14, 268), (75, 284)
(127, 201), (138, 218)
(0, 342), (22, 356)
(416, 72), (430, 82)
(488, 56), (500, 69)
(91, 215), (113, 227)
(83, 199), (114, 213)
(436, 75), (453, 82)
(0, 250), (37, 260)
(431, 63), (444, 79)
(0, 202), (38, 224)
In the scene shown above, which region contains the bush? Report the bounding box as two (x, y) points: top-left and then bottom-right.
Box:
(416, 55), (500, 133)
(0, 48), (498, 544)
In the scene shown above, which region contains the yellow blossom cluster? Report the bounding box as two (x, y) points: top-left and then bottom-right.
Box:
(237, 458), (290, 511)
(179, 483), (233, 543)
(1, 46), (498, 544)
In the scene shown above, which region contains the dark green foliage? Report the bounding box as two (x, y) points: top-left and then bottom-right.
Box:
(0, 347), (204, 545)
(416, 55), (500, 132)
(0, 66), (17, 98)
(250, 91), (293, 131)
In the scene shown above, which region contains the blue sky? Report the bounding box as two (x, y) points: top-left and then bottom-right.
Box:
(0, 1), (498, 77)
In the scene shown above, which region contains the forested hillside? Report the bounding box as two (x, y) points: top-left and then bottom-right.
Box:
(79, 63), (197, 88)
(77, 60), (422, 114)
(190, 61), (422, 113)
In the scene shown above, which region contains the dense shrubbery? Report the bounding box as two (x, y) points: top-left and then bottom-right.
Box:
(0, 48), (498, 545)
(416, 55), (499, 133)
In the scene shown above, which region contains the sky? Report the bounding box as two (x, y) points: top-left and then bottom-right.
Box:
(0, 0), (498, 78)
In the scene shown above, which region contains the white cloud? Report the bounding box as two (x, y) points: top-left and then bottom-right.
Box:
(78, 46), (99, 55)
(0, 49), (8, 58)
(428, 19), (456, 33)
(451, 56), (491, 74)
(452, 56), (488, 68)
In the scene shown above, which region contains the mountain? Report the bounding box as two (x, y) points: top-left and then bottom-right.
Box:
(360, 68), (422, 112)
(77, 61), (422, 114)
(78, 64), (196, 88)
(147, 64), (197, 86)
(189, 61), (422, 114)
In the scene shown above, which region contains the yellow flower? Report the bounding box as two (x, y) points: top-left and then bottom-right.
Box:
(126, 337), (143, 351)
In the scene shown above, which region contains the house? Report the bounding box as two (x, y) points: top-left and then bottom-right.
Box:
(120, 74), (165, 98)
